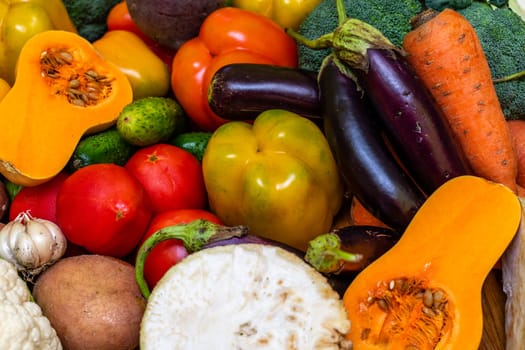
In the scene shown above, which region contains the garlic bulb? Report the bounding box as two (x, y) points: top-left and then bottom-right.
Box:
(0, 211), (67, 279)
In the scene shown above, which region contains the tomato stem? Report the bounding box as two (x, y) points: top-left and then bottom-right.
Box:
(135, 219), (248, 298)
(305, 232), (363, 274)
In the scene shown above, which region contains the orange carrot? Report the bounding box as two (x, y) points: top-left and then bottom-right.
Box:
(349, 197), (391, 229)
(403, 9), (518, 193)
(508, 120), (525, 189)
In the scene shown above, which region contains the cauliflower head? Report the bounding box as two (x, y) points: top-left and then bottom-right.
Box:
(0, 259), (62, 350)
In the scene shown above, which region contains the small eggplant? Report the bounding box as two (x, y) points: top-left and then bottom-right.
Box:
(305, 224), (400, 275)
(306, 224), (399, 297)
(208, 63), (321, 120)
(320, 56), (426, 231)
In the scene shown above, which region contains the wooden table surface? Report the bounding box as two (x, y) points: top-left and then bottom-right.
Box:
(480, 269), (506, 350)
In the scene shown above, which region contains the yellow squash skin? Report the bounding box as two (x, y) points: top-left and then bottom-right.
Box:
(343, 175), (521, 349)
(0, 30), (133, 186)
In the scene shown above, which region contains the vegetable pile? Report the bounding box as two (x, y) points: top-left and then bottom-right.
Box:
(0, 0), (524, 348)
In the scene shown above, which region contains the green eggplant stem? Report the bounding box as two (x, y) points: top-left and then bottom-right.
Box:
(305, 232), (363, 274)
(285, 0), (397, 71)
(135, 219), (248, 299)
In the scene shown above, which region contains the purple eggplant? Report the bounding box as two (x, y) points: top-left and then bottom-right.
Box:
(208, 63), (321, 120)
(320, 56), (426, 231)
(349, 43), (472, 195)
(286, 0), (471, 195)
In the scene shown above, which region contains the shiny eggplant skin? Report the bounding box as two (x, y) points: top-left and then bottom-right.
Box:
(320, 56), (426, 231)
(208, 63), (320, 120)
(355, 48), (472, 194)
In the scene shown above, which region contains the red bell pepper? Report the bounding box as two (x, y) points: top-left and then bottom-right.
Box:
(170, 7), (298, 131)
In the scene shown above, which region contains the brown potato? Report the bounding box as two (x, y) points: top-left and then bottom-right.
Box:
(33, 254), (146, 350)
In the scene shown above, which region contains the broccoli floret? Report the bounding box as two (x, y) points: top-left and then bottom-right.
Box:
(458, 2), (525, 120)
(424, 0), (474, 11)
(297, 0), (422, 72)
(63, 0), (122, 42)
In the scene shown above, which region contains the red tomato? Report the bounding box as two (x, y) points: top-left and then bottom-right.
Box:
(9, 172), (69, 222)
(125, 144), (207, 214)
(139, 209), (222, 289)
(56, 164), (153, 257)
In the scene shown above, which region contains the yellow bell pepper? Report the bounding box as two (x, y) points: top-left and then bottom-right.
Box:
(202, 109), (343, 251)
(0, 0), (77, 84)
(231, 0), (323, 30)
(93, 30), (170, 100)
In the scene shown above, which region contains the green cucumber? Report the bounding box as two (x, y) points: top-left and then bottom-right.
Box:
(68, 128), (136, 171)
(116, 96), (187, 146)
(169, 132), (212, 162)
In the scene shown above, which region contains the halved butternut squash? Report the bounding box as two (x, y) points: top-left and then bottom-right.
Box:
(343, 175), (521, 349)
(0, 30), (133, 186)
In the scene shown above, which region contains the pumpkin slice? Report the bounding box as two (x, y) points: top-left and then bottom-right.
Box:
(343, 175), (521, 349)
(140, 244), (352, 350)
(0, 30), (133, 186)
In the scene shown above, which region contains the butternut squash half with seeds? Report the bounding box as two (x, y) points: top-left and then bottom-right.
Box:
(343, 175), (521, 349)
(0, 30), (132, 186)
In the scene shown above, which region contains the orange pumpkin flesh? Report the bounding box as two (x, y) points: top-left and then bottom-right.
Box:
(0, 30), (133, 186)
(343, 175), (521, 349)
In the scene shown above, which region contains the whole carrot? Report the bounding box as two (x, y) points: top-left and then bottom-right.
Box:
(403, 8), (519, 193)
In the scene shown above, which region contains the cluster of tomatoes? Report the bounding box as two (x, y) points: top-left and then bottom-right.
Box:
(8, 143), (221, 290)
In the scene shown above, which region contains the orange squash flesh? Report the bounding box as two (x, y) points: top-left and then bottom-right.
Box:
(0, 30), (133, 186)
(343, 175), (521, 349)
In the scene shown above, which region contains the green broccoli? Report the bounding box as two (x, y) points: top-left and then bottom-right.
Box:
(63, 0), (122, 42)
(296, 0), (422, 72)
(297, 0), (525, 120)
(424, 0), (474, 11)
(458, 2), (525, 120)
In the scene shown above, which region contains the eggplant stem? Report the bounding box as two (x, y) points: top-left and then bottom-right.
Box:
(135, 219), (248, 299)
(284, 29), (334, 50)
(336, 0), (348, 25)
(305, 232), (363, 274)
